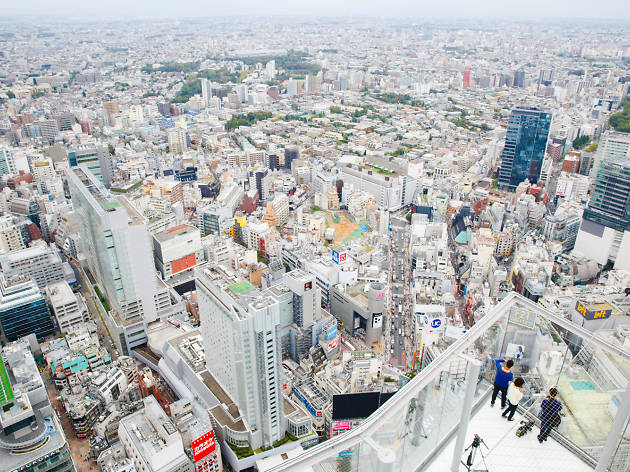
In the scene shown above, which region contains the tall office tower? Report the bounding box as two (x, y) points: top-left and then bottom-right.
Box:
(168, 127), (188, 155)
(68, 167), (180, 353)
(266, 60), (276, 79)
(589, 131), (630, 179)
(1, 339), (75, 472)
(284, 147), (298, 170)
(196, 265), (285, 448)
(201, 78), (211, 108)
(574, 148), (630, 270)
(498, 106), (552, 191)
(158, 101), (172, 117)
(67, 143), (113, 188)
(103, 100), (120, 121)
(538, 68), (554, 87)
(0, 147), (15, 177)
(287, 78), (298, 97)
(513, 69), (525, 88)
(0, 273), (55, 341)
(463, 70), (471, 88)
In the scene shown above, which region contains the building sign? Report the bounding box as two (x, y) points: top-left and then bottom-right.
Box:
(171, 253), (196, 274)
(508, 307), (537, 330)
(326, 325), (338, 339)
(575, 301), (612, 321)
(430, 319), (441, 329)
(192, 431), (215, 463)
(332, 421), (350, 432)
(332, 250), (347, 264)
(304, 281), (312, 291)
(375, 291), (385, 299)
(328, 337), (338, 350)
(372, 313), (383, 328)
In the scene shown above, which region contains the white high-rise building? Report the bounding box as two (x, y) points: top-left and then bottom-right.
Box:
(196, 265), (285, 448)
(590, 131), (630, 179)
(68, 166), (184, 354)
(168, 127), (187, 155)
(201, 78), (211, 108)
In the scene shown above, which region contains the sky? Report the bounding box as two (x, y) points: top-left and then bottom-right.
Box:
(3, 0), (630, 20)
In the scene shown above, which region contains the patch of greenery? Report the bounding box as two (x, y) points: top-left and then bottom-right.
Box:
(93, 286), (110, 312)
(227, 442), (254, 459)
(373, 93), (426, 107)
(572, 134), (591, 150)
(172, 77), (201, 103)
(198, 67), (240, 84)
(585, 143), (598, 153)
(142, 61), (199, 74)
(329, 105), (343, 114)
(225, 111), (273, 131)
(610, 97), (630, 133)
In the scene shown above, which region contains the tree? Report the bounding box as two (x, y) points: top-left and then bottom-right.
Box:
(572, 135), (591, 150)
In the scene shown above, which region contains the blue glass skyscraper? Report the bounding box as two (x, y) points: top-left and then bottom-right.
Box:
(498, 106), (552, 190)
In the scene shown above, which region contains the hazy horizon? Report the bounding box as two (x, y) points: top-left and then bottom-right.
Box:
(3, 0), (630, 21)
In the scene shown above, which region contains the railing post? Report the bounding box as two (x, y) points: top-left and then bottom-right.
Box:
(595, 381), (630, 472)
(450, 358), (481, 472)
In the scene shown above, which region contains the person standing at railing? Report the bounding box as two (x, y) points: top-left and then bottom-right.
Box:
(502, 377), (525, 421)
(490, 358), (514, 408)
(538, 387), (562, 443)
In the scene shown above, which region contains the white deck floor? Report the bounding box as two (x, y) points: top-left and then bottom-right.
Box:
(425, 401), (594, 472)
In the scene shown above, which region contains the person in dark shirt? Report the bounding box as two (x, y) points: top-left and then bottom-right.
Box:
(491, 358), (514, 408)
(538, 387), (562, 443)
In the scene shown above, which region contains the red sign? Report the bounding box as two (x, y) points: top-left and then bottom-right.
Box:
(171, 253), (196, 274)
(328, 338), (338, 350)
(192, 431), (215, 463)
(340, 253), (347, 262)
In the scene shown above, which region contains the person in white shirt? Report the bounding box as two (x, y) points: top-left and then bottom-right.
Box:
(502, 377), (525, 421)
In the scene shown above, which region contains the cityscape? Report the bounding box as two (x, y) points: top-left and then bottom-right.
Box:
(0, 11), (630, 472)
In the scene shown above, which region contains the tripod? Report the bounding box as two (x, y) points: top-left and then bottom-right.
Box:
(461, 434), (489, 472)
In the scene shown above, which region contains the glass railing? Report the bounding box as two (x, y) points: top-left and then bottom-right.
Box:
(267, 292), (630, 472)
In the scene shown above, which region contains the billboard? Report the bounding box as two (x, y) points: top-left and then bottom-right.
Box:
(192, 431), (215, 463)
(332, 250), (347, 264)
(508, 307), (537, 329)
(326, 325), (338, 339)
(328, 337), (338, 350)
(575, 301), (612, 321)
(372, 313), (383, 328)
(171, 253), (196, 274)
(375, 291), (385, 299)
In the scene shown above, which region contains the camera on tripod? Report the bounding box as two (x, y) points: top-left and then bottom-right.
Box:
(462, 433), (489, 472)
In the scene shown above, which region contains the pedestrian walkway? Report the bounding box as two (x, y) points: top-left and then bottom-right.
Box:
(426, 401), (593, 471)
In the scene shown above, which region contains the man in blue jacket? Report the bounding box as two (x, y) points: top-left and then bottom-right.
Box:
(538, 387), (562, 443)
(491, 358), (514, 408)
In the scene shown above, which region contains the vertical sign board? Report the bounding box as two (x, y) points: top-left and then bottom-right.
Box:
(332, 250), (347, 264)
(192, 431), (215, 463)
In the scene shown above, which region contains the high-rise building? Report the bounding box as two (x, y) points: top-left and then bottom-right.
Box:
(513, 69), (525, 88)
(201, 78), (211, 108)
(498, 106), (552, 191)
(0, 244), (65, 290)
(68, 167), (184, 353)
(158, 101), (172, 117)
(589, 131), (630, 179)
(0, 147), (15, 177)
(0, 216), (25, 253)
(284, 147), (299, 170)
(168, 127), (188, 155)
(196, 265), (285, 448)
(0, 273), (55, 341)
(574, 149), (630, 270)
(0, 339), (75, 472)
(67, 143), (113, 188)
(463, 70), (471, 88)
